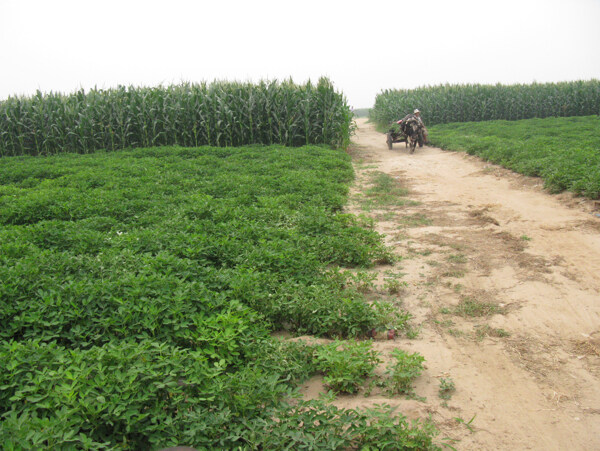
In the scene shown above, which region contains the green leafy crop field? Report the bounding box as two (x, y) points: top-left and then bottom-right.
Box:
(430, 116), (600, 199)
(0, 146), (438, 449)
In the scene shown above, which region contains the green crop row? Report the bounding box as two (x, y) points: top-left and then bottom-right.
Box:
(371, 79), (600, 126)
(0, 145), (397, 344)
(0, 145), (438, 449)
(429, 115), (600, 198)
(0, 78), (353, 157)
(0, 340), (438, 450)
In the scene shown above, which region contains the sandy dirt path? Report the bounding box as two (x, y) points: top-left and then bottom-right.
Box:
(301, 118), (600, 450)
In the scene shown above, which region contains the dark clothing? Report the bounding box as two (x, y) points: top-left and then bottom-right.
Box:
(401, 113), (424, 127)
(400, 113), (428, 142)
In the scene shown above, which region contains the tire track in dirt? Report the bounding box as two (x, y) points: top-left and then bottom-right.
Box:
(302, 119), (600, 450)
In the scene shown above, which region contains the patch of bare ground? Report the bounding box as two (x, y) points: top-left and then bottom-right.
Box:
(295, 119), (600, 450)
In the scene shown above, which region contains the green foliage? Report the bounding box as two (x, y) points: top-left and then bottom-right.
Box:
(0, 78), (354, 156)
(474, 325), (510, 341)
(366, 171), (410, 198)
(0, 339), (438, 450)
(371, 301), (414, 334)
(0, 340), (220, 449)
(452, 297), (503, 318)
(430, 116), (600, 199)
(242, 401), (441, 450)
(360, 171), (414, 212)
(371, 79), (600, 126)
(399, 213), (432, 228)
(454, 414), (477, 433)
(384, 349), (426, 395)
(384, 277), (408, 294)
(438, 378), (456, 401)
(0, 145), (439, 448)
(314, 340), (381, 393)
(354, 404), (440, 450)
(0, 146), (396, 343)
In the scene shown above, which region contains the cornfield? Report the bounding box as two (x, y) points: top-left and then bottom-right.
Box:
(370, 80), (600, 126)
(0, 78), (353, 156)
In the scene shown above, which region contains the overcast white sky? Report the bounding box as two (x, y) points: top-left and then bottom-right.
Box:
(1, 0), (599, 107)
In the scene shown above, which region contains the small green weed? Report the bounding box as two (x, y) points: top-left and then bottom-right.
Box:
(441, 269), (466, 278)
(350, 271), (378, 293)
(435, 319), (455, 328)
(447, 254), (467, 264)
(357, 164), (379, 169)
(438, 378), (456, 400)
(399, 213), (432, 227)
(384, 349), (425, 395)
(365, 172), (409, 196)
(405, 325), (421, 339)
(454, 414), (477, 433)
(379, 211), (398, 221)
(383, 269), (406, 277)
(383, 277), (408, 294)
(371, 301), (413, 333)
(314, 340), (381, 394)
(474, 324), (510, 340)
(356, 213), (376, 229)
(447, 328), (465, 337)
(454, 297), (503, 317)
(361, 172), (418, 209)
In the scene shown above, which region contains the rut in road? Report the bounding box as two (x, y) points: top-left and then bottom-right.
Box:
(300, 118), (600, 451)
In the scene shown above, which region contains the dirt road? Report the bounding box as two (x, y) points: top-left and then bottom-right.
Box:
(302, 118), (600, 450)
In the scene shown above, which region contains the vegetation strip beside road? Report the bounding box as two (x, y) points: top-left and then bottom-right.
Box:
(429, 116), (600, 199)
